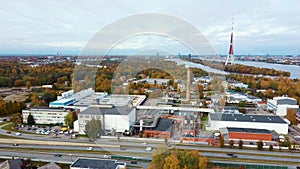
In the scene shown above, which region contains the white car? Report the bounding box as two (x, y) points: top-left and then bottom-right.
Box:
(15, 132), (21, 136)
(145, 147), (152, 151)
(87, 147), (93, 150)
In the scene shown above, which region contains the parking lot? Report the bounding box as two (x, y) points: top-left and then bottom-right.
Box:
(12, 125), (76, 139)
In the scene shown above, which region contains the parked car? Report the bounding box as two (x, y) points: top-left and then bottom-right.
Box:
(87, 147), (93, 150)
(12, 143), (19, 146)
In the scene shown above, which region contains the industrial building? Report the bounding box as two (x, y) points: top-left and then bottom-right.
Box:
(207, 113), (289, 134)
(267, 96), (299, 116)
(22, 107), (69, 125)
(70, 158), (126, 169)
(220, 127), (275, 141)
(76, 105), (136, 134)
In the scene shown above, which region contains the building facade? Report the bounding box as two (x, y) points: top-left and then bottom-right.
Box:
(22, 108), (69, 125)
(267, 96), (299, 116)
(77, 105), (136, 134)
(207, 114), (288, 134)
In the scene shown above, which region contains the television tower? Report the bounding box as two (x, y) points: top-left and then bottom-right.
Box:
(225, 17), (234, 65)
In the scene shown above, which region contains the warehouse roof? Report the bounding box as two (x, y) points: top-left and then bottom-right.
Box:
(226, 127), (272, 134)
(80, 106), (134, 116)
(210, 114), (287, 124)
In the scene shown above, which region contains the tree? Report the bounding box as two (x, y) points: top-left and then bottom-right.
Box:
(219, 135), (225, 148)
(257, 141), (263, 150)
(85, 118), (102, 141)
(229, 140), (234, 148)
(10, 113), (23, 127)
(64, 111), (78, 128)
(27, 113), (35, 125)
(269, 144), (273, 151)
(238, 140), (243, 149)
(163, 152), (180, 169)
(286, 109), (297, 125)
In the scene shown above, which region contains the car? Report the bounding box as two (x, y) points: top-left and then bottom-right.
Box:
(142, 142), (147, 145)
(6, 131), (11, 134)
(54, 154), (62, 157)
(131, 160), (138, 164)
(120, 147), (126, 150)
(145, 147), (152, 151)
(87, 147), (93, 150)
(12, 143), (19, 146)
(15, 132), (21, 136)
(103, 155), (111, 158)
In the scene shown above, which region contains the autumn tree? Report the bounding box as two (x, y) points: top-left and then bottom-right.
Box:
(238, 140), (243, 149)
(286, 109), (297, 125)
(10, 113), (23, 127)
(64, 111), (78, 128)
(229, 140), (234, 148)
(219, 135), (225, 148)
(257, 141), (263, 150)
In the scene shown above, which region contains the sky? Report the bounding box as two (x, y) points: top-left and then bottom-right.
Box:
(0, 0), (300, 55)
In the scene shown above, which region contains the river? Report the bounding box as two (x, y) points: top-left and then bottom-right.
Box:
(235, 61), (300, 79)
(168, 59), (300, 79)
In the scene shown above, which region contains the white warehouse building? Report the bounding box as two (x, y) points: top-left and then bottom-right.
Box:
(76, 105), (136, 134)
(267, 96), (299, 116)
(22, 108), (69, 125)
(207, 113), (289, 134)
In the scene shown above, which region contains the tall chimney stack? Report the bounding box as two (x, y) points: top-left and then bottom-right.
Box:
(186, 67), (191, 103)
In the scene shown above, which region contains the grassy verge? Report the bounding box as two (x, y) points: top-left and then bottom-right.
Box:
(0, 133), (24, 139)
(0, 121), (8, 126)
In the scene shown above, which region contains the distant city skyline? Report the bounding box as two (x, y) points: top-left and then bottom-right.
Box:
(1, 0), (300, 55)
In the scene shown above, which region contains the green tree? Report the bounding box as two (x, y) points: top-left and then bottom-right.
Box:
(64, 111), (77, 128)
(85, 118), (102, 141)
(27, 113), (35, 125)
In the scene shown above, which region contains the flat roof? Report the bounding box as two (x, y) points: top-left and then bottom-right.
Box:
(210, 114), (287, 124)
(154, 118), (174, 131)
(227, 127), (272, 134)
(50, 98), (75, 104)
(80, 106), (134, 116)
(70, 158), (121, 169)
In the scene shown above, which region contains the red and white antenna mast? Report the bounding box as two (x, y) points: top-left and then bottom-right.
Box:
(225, 17), (234, 65)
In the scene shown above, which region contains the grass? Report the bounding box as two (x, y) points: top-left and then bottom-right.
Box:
(0, 133), (24, 139)
(1, 123), (38, 135)
(0, 121), (8, 126)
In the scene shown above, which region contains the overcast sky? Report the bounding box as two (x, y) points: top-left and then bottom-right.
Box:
(1, 0), (300, 55)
